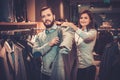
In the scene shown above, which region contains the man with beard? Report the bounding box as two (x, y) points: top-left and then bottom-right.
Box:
(32, 6), (74, 80)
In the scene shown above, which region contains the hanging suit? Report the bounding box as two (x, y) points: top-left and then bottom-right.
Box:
(99, 41), (120, 80)
(0, 41), (27, 80)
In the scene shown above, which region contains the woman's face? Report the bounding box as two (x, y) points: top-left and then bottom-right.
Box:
(79, 13), (91, 28)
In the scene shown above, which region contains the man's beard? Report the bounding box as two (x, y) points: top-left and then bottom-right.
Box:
(44, 20), (54, 28)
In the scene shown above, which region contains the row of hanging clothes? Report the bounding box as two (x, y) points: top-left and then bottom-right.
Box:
(99, 34), (120, 80)
(94, 28), (120, 60)
(93, 28), (120, 80)
(0, 28), (42, 80)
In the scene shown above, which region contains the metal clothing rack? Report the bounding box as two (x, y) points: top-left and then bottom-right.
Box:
(0, 28), (44, 44)
(97, 28), (120, 41)
(97, 28), (120, 34)
(97, 28), (120, 31)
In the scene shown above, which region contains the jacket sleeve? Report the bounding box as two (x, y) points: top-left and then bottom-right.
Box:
(59, 27), (74, 52)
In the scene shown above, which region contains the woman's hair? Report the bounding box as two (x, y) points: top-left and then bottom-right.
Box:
(78, 10), (95, 31)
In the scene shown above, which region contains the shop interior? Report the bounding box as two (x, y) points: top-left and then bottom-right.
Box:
(0, 0), (120, 80)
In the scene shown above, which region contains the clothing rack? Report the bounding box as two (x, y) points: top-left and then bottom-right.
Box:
(0, 28), (44, 41)
(97, 28), (120, 31)
(97, 28), (120, 35)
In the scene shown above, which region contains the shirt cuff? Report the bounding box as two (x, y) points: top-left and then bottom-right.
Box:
(59, 47), (69, 54)
(75, 28), (82, 34)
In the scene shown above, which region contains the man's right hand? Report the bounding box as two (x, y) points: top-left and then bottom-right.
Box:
(49, 37), (60, 46)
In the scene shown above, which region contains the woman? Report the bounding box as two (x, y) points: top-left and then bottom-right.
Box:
(62, 10), (97, 80)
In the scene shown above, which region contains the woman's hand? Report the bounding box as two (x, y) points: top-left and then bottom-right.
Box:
(61, 22), (78, 31)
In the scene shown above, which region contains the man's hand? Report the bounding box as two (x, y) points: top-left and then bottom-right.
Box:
(49, 37), (60, 46)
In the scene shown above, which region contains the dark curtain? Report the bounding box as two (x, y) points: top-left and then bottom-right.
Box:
(14, 0), (28, 22)
(0, 0), (27, 22)
(8, 0), (14, 22)
(69, 4), (79, 25)
(0, 0), (9, 22)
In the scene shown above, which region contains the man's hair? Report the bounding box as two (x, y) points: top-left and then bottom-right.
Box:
(40, 6), (54, 16)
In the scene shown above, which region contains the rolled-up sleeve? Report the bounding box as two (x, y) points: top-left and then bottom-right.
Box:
(60, 27), (74, 51)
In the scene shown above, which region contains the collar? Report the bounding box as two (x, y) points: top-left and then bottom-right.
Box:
(82, 28), (87, 32)
(46, 24), (58, 30)
(46, 24), (58, 34)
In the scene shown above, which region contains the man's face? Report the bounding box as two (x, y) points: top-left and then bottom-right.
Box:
(41, 9), (55, 28)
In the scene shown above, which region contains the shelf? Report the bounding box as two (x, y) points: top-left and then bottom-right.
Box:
(0, 22), (37, 31)
(0, 22), (37, 26)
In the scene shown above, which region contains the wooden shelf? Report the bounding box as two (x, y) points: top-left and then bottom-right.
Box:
(0, 22), (37, 31)
(0, 22), (37, 26)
